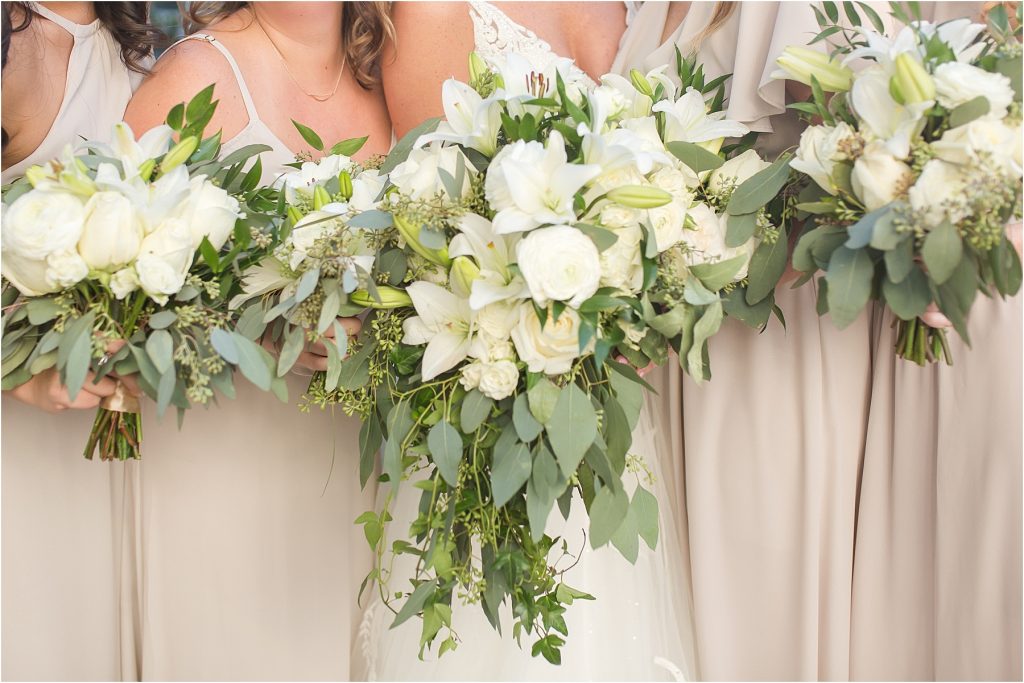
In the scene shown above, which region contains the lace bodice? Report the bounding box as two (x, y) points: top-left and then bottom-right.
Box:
(468, 0), (596, 87)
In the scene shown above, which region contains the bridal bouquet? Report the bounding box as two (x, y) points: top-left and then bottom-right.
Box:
(776, 2), (1023, 364)
(1, 87), (271, 459)
(335, 51), (789, 661)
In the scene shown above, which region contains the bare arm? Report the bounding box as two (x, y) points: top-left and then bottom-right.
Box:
(381, 2), (476, 139)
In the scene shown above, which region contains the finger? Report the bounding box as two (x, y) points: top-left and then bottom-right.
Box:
(305, 340), (328, 358)
(105, 339), (128, 355)
(64, 390), (103, 410)
(337, 317), (362, 338)
(80, 373), (118, 398)
(636, 361), (656, 378)
(921, 304), (953, 329)
(296, 351), (328, 372)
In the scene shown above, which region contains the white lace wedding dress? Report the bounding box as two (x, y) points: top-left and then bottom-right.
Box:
(354, 3), (694, 680)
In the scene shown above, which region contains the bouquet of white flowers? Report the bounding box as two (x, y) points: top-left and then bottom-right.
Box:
(776, 2), (1023, 364)
(326, 51), (790, 661)
(1, 87), (272, 459)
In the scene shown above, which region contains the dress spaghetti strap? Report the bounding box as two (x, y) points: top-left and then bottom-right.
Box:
(165, 33), (260, 126)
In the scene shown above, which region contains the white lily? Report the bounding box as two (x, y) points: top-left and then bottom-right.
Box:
(231, 257), (294, 309)
(850, 67), (931, 159)
(449, 214), (527, 309)
(275, 154), (354, 204)
(846, 20), (986, 68)
(652, 88), (749, 146)
(485, 130), (601, 234)
(90, 122), (175, 180)
(417, 79), (502, 156)
(402, 281), (475, 380)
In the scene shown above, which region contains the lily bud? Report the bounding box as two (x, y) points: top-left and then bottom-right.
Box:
(891, 53), (935, 104)
(449, 256), (480, 298)
(59, 171), (96, 198)
(774, 46), (853, 92)
(159, 136), (198, 175)
(606, 185), (673, 209)
(349, 286), (412, 309)
(338, 170), (353, 201)
(468, 51), (488, 84)
(630, 69), (655, 98)
(394, 213), (451, 267)
(137, 159), (156, 182)
(313, 185), (331, 210)
(25, 165), (50, 188)
(286, 206), (304, 226)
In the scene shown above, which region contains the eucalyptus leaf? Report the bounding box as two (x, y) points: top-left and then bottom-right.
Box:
(869, 209), (903, 251)
(358, 416), (382, 488)
(667, 141), (725, 173)
(210, 327), (239, 364)
(574, 223), (619, 252)
(825, 246), (874, 329)
(338, 342), (373, 390)
(428, 421), (463, 487)
(512, 393), (542, 442)
(845, 205), (890, 249)
(460, 389), (493, 434)
(391, 580), (437, 629)
(295, 268), (320, 303)
(686, 300), (723, 380)
(277, 325), (305, 377)
(348, 210), (394, 230)
(26, 298), (61, 325)
(885, 237), (915, 283)
(527, 377), (560, 425)
(492, 441), (531, 507)
(146, 329), (174, 375)
(589, 485), (629, 548)
(610, 502), (640, 563)
(883, 266), (931, 321)
(725, 212), (757, 248)
(547, 383), (598, 478)
(231, 332), (274, 391)
(632, 486), (660, 549)
(745, 230), (788, 305)
(383, 400), (413, 486)
(727, 154), (791, 216)
(921, 220), (963, 285)
(690, 254), (746, 292)
(948, 95), (991, 128)
(380, 117), (441, 174)
(156, 367), (176, 417)
(148, 310), (177, 330)
(722, 287), (773, 329)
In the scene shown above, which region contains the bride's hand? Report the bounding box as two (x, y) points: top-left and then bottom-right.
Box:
(293, 317), (362, 372)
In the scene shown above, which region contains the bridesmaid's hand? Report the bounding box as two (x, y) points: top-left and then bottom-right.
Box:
(615, 355), (655, 378)
(294, 317), (362, 372)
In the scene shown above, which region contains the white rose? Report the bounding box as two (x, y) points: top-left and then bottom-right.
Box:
(933, 62), (1014, 119)
(600, 204), (641, 229)
(650, 165), (697, 199)
(276, 154), (354, 203)
(1, 252), (55, 296)
(2, 189), (84, 260)
(110, 267), (140, 299)
(511, 304), (584, 375)
(932, 119), (1023, 175)
(599, 224), (643, 293)
(135, 217), (195, 303)
(682, 204), (756, 279)
(459, 361), (484, 391)
(477, 360), (519, 400)
(851, 143), (913, 210)
(45, 250), (89, 289)
(516, 225), (601, 308)
(790, 122), (855, 194)
(78, 191), (144, 271)
(908, 159), (970, 227)
(708, 149), (771, 198)
(178, 176), (241, 251)
(390, 145), (475, 200)
(648, 198), (688, 252)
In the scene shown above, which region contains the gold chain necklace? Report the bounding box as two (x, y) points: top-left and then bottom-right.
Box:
(254, 15), (345, 102)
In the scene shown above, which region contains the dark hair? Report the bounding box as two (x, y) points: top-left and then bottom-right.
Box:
(186, 2), (395, 90)
(2, 2), (162, 74)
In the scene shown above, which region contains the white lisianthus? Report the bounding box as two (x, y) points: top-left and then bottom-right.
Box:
(849, 67), (930, 159)
(44, 250), (89, 289)
(276, 154), (354, 203)
(908, 159), (970, 227)
(390, 144), (475, 201)
(648, 199), (688, 253)
(652, 88), (749, 147)
(708, 149), (771, 198)
(932, 119), (1023, 174)
(790, 122), (856, 194)
(177, 176), (241, 251)
(2, 189), (85, 260)
(933, 62), (1014, 119)
(417, 79), (501, 156)
(77, 191), (143, 271)
(682, 204), (756, 278)
(511, 304), (586, 375)
(135, 217), (195, 303)
(851, 143), (913, 211)
(599, 223), (644, 292)
(486, 131), (601, 234)
(516, 225), (601, 308)
(110, 267), (141, 299)
(476, 360), (519, 400)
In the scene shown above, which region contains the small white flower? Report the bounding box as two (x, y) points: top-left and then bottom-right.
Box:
(707, 150), (771, 198)
(932, 119), (1023, 176)
(110, 267), (141, 300)
(681, 204), (757, 279)
(790, 122), (856, 194)
(477, 359), (519, 400)
(516, 225), (601, 308)
(134, 217), (195, 304)
(44, 250), (89, 289)
(176, 176), (241, 251)
(909, 159), (970, 227)
(599, 223), (644, 293)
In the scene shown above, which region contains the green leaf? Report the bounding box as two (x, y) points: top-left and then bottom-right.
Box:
(318, 288), (342, 334)
(885, 237), (914, 283)
(527, 446), (563, 540)
(155, 367), (176, 417)
(589, 485), (629, 548)
(547, 383), (598, 478)
(745, 229), (788, 305)
(348, 210), (394, 230)
(337, 342), (373, 390)
(358, 415), (382, 488)
(948, 95), (991, 128)
(330, 136), (369, 157)
(690, 254), (746, 292)
(277, 325), (305, 377)
(608, 369), (643, 430)
(294, 268), (320, 303)
(492, 441), (531, 507)
(727, 155), (791, 216)
(291, 120), (324, 151)
(791, 228), (822, 274)
(602, 396), (630, 475)
(428, 421), (463, 487)
(686, 300), (723, 380)
(383, 400), (413, 485)
(883, 266), (931, 321)
(527, 377), (560, 425)
(921, 220), (963, 285)
(722, 286), (773, 328)
(231, 332), (275, 391)
(869, 209), (903, 251)
(845, 205), (890, 249)
(391, 580), (437, 629)
(145, 329), (174, 375)
(185, 84), (214, 123)
(380, 117), (441, 174)
(725, 212), (757, 248)
(632, 486), (659, 549)
(148, 310), (177, 330)
(825, 246), (874, 329)
(460, 389), (493, 434)
(26, 298), (61, 325)
(512, 393), (542, 441)
(666, 141), (725, 173)
(210, 328), (239, 364)
(166, 103), (184, 130)
(574, 223), (619, 252)
(610, 502), (640, 563)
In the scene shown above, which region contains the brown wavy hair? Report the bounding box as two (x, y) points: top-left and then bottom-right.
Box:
(1, 2), (161, 74)
(186, 2), (394, 90)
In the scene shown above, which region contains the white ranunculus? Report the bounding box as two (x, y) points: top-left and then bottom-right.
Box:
(516, 225), (601, 308)
(790, 122), (856, 194)
(908, 159), (969, 227)
(486, 131), (601, 234)
(276, 154), (354, 203)
(1, 253), (55, 296)
(110, 267), (141, 299)
(601, 204), (641, 229)
(851, 143), (913, 211)
(45, 250), (89, 289)
(650, 164), (698, 199)
(932, 119), (1023, 176)
(708, 149), (771, 198)
(390, 144), (475, 201)
(599, 223), (643, 293)
(476, 360), (519, 400)
(648, 198), (688, 252)
(511, 303), (585, 375)
(682, 204), (756, 279)
(135, 217), (195, 303)
(2, 189), (85, 260)
(933, 62), (1014, 119)
(76, 191), (144, 271)
(178, 176), (241, 251)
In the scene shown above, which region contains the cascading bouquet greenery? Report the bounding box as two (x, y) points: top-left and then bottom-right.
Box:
(324, 50), (791, 661)
(1, 86), (273, 459)
(775, 1), (1022, 364)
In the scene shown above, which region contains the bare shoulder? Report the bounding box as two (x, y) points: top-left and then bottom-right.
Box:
(124, 37), (248, 139)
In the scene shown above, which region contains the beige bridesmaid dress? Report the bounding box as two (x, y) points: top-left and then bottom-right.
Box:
(128, 35), (375, 681)
(1, 4), (146, 680)
(614, 4), (878, 679)
(851, 3), (1022, 679)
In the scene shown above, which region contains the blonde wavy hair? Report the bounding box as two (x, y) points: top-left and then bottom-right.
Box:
(690, 2), (737, 52)
(183, 1), (394, 89)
